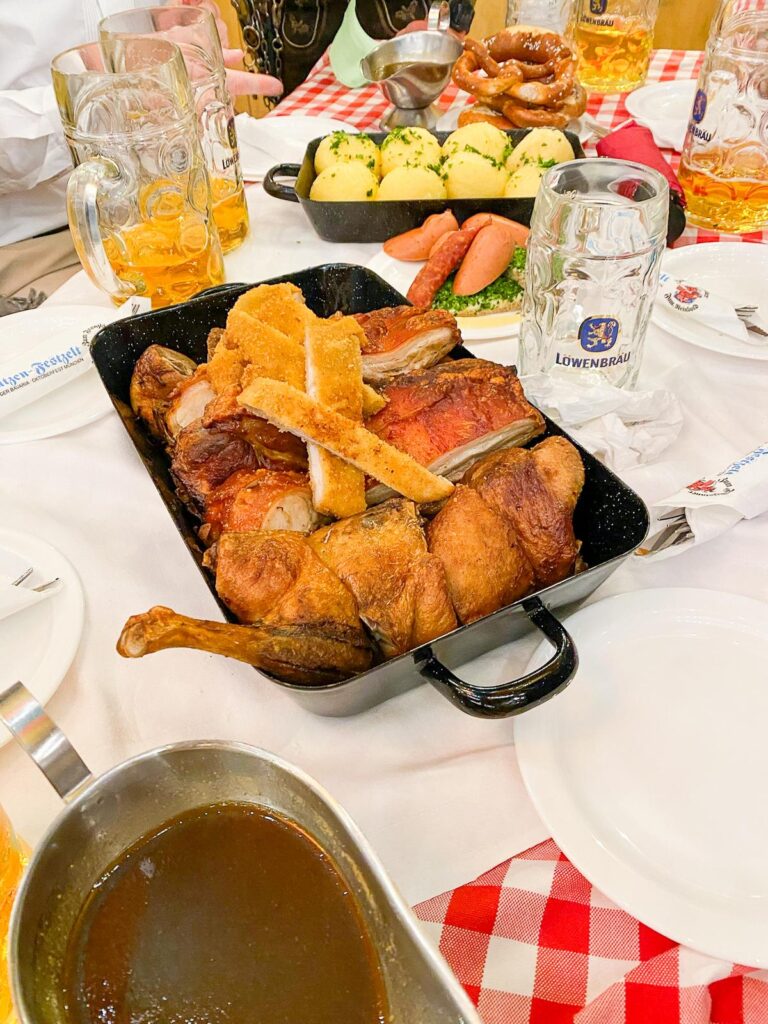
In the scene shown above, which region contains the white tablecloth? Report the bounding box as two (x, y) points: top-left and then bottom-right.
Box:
(1, 185), (767, 904)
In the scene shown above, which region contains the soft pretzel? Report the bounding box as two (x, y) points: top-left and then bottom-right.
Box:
(452, 49), (523, 99)
(499, 100), (571, 129)
(457, 106), (516, 131)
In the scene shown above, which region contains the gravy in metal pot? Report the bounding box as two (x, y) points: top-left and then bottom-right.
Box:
(62, 803), (387, 1024)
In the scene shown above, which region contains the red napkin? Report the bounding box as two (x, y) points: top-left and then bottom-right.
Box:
(596, 121), (685, 206)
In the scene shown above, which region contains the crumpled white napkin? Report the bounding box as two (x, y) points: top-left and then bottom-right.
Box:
(637, 441), (768, 559)
(655, 271), (768, 345)
(235, 113), (358, 181)
(522, 372), (683, 471)
(0, 578), (62, 624)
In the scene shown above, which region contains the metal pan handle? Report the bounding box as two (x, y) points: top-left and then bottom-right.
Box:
(0, 682), (93, 802)
(263, 164), (301, 203)
(417, 598), (577, 718)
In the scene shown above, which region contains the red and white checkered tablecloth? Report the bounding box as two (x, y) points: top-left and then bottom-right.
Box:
(272, 48), (768, 247)
(412, 839), (768, 1024)
(270, 47), (768, 1024)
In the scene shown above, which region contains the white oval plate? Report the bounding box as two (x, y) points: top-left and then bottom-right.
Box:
(0, 528), (84, 747)
(625, 80), (697, 151)
(515, 588), (768, 967)
(652, 243), (768, 361)
(366, 250), (523, 343)
(0, 304), (124, 444)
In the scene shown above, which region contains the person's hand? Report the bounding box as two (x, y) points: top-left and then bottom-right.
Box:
(179, 0), (283, 97)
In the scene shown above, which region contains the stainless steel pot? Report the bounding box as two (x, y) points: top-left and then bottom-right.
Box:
(0, 682), (480, 1024)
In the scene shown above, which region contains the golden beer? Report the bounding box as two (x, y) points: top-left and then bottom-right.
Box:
(678, 150), (768, 233)
(0, 809), (26, 1024)
(102, 181), (225, 309)
(573, 18), (654, 92)
(678, 11), (768, 233)
(211, 177), (250, 253)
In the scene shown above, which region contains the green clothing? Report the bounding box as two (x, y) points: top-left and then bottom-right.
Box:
(329, 0), (380, 88)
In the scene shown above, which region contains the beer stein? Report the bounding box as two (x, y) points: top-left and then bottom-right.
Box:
(51, 37), (225, 308)
(100, 6), (249, 253)
(678, 9), (768, 233)
(571, 0), (660, 94)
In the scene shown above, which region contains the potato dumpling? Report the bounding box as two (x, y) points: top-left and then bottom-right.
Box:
(442, 122), (509, 164)
(504, 161), (547, 198)
(443, 151), (508, 199)
(378, 165), (447, 201)
(314, 131), (381, 177)
(380, 127), (442, 176)
(310, 162), (379, 201)
(506, 127), (574, 172)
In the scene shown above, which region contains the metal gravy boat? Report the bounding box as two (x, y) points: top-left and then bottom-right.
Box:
(361, 15), (462, 130)
(1, 682), (480, 1024)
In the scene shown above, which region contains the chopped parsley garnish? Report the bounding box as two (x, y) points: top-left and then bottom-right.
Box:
(537, 157), (557, 169)
(432, 248), (527, 315)
(366, 188), (373, 196)
(367, 157), (376, 169)
(461, 144), (504, 169)
(328, 131), (348, 152)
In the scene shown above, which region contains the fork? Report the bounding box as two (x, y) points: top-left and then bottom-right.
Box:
(636, 508), (694, 556)
(735, 306), (768, 339)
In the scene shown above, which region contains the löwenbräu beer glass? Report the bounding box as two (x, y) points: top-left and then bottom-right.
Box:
(51, 37), (224, 308)
(570, 0), (659, 94)
(518, 159), (668, 390)
(678, 10), (768, 233)
(100, 5), (249, 253)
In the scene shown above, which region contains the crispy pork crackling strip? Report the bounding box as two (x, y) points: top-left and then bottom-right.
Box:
(304, 318), (367, 518)
(219, 306), (385, 416)
(238, 377), (454, 503)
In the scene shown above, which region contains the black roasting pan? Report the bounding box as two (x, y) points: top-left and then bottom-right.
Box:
(262, 129), (585, 242)
(90, 264), (649, 719)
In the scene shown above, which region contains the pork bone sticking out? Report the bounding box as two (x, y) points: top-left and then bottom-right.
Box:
(199, 468), (320, 544)
(119, 530), (372, 685)
(130, 345), (197, 440)
(365, 358), (545, 503)
(353, 306), (461, 385)
(117, 500), (456, 681)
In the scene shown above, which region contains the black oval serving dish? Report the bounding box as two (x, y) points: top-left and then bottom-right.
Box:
(262, 128), (585, 242)
(90, 263), (649, 720)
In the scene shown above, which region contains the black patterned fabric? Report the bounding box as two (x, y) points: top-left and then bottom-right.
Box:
(234, 0), (475, 96)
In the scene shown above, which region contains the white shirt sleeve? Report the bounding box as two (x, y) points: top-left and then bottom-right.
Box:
(0, 85), (71, 196)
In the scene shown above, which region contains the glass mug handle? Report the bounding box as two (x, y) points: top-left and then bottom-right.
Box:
(67, 157), (134, 303)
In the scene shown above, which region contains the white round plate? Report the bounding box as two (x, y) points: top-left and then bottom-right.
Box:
(515, 588), (768, 967)
(652, 243), (768, 361)
(236, 114), (359, 180)
(0, 528), (84, 747)
(625, 80), (696, 151)
(366, 250), (523, 342)
(0, 304), (123, 444)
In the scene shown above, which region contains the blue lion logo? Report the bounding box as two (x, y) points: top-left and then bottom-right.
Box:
(579, 317), (620, 353)
(589, 0), (608, 13)
(692, 89), (707, 124)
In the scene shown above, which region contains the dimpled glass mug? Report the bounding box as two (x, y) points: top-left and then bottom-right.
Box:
(99, 5), (249, 253)
(678, 9), (768, 233)
(518, 159), (669, 391)
(51, 37), (225, 308)
(570, 0), (660, 94)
